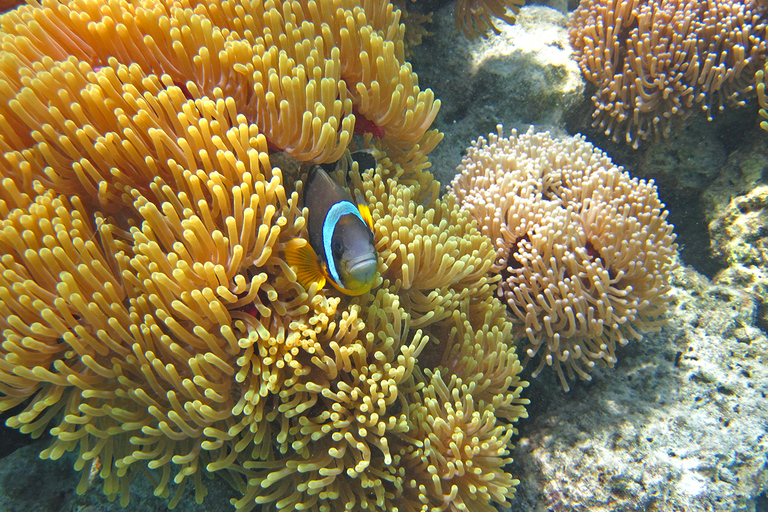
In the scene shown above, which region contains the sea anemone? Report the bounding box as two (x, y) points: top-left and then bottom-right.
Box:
(0, 1), (527, 510)
(569, 0), (768, 147)
(450, 126), (678, 391)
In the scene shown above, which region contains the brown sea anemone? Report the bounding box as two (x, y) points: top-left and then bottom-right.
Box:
(450, 126), (678, 391)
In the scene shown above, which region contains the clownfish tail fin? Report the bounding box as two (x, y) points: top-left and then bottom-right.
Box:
(284, 239), (326, 291)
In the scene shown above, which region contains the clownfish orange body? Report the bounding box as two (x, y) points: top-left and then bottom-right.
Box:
(285, 165), (378, 296)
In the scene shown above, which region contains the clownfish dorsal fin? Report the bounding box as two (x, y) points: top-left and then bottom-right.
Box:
(354, 189), (374, 231)
(284, 239), (327, 291)
(350, 149), (376, 174)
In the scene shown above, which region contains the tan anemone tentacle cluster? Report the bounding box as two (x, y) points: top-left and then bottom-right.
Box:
(451, 126), (678, 391)
(0, 0), (439, 166)
(454, 0), (526, 39)
(569, 0), (768, 148)
(399, 295), (527, 512)
(0, 0), (527, 510)
(392, 0), (434, 57)
(0, 62), (304, 506)
(369, 165), (496, 329)
(360, 159), (528, 511)
(257, 155), (530, 511)
(234, 287), (424, 510)
(757, 64), (768, 130)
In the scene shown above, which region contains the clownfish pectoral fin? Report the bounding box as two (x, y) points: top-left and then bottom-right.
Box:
(284, 239), (327, 291)
(354, 189), (374, 231)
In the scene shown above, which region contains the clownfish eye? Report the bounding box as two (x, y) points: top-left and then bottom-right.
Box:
(332, 239), (343, 256)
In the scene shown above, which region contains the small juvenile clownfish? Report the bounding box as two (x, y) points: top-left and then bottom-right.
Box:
(285, 165), (378, 296)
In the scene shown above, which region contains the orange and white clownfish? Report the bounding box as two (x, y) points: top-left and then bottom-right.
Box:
(285, 165), (378, 296)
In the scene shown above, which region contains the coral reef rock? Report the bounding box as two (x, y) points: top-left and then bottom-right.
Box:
(508, 263), (768, 512)
(0, 440), (78, 512)
(701, 122), (768, 224)
(709, 184), (768, 328)
(702, 126), (768, 326)
(409, 4), (584, 185)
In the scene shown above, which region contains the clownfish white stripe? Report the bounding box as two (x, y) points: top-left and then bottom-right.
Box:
(322, 201), (366, 284)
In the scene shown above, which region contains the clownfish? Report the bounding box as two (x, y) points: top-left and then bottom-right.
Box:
(285, 164), (378, 296)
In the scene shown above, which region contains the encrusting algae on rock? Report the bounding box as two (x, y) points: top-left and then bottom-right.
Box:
(0, 1), (528, 511)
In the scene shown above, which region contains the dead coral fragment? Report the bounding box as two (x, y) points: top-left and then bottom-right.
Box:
(569, 0), (768, 148)
(451, 126), (678, 391)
